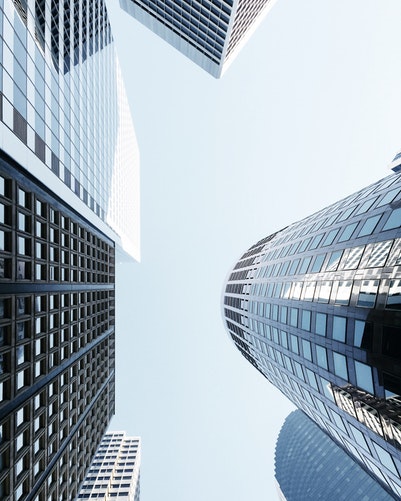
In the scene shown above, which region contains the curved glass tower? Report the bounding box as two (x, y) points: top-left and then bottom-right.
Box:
(275, 410), (394, 500)
(222, 169), (401, 497)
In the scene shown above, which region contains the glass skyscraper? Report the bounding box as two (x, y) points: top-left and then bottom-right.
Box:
(275, 410), (395, 500)
(0, 0), (139, 497)
(78, 431), (141, 500)
(119, 0), (277, 77)
(222, 168), (401, 497)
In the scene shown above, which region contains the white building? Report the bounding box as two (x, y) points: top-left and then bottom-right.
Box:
(78, 432), (141, 500)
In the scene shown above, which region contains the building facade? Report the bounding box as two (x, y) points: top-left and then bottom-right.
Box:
(0, 0), (139, 497)
(119, 0), (277, 77)
(77, 431), (141, 500)
(0, 0), (140, 261)
(222, 170), (401, 497)
(275, 410), (395, 500)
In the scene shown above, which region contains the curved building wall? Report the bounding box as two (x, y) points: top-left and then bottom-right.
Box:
(222, 170), (401, 497)
(275, 410), (394, 500)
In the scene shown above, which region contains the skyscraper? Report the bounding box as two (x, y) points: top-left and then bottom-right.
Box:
(78, 431), (141, 500)
(275, 410), (395, 500)
(119, 0), (277, 77)
(222, 168), (401, 497)
(0, 0), (139, 497)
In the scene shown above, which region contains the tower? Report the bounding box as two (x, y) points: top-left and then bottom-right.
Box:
(119, 0), (277, 77)
(78, 431), (141, 500)
(275, 410), (395, 500)
(0, 0), (139, 497)
(222, 169), (401, 497)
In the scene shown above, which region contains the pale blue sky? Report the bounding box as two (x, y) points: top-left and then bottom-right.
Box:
(106, 1), (401, 499)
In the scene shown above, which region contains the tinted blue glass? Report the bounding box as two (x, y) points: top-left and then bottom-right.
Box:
(290, 308), (298, 327)
(315, 313), (326, 336)
(309, 234), (323, 250)
(354, 320), (365, 347)
(355, 361), (374, 394)
(332, 316), (346, 342)
(325, 250), (342, 271)
(383, 208), (401, 231)
(301, 310), (311, 331)
(338, 222), (358, 242)
(302, 339), (312, 361)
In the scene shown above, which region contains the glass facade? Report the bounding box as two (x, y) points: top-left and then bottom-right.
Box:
(222, 170), (401, 498)
(0, 0), (140, 260)
(119, 0), (276, 77)
(275, 410), (394, 500)
(78, 431), (141, 500)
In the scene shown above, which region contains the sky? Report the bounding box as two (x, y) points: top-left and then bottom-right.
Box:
(105, 1), (401, 499)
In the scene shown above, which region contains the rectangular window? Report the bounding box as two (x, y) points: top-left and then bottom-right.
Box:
(316, 345), (328, 369)
(301, 310), (311, 331)
(333, 352), (348, 380)
(332, 316), (346, 342)
(357, 280), (379, 308)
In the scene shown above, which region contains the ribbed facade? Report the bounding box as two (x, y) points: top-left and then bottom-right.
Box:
(119, 0), (276, 77)
(78, 431), (141, 500)
(275, 410), (394, 500)
(222, 169), (401, 497)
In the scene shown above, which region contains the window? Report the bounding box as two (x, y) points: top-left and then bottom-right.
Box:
(355, 197), (378, 215)
(343, 246), (364, 270)
(301, 310), (311, 331)
(322, 228), (338, 246)
(325, 250), (342, 271)
(289, 308), (298, 327)
(383, 208), (401, 231)
(315, 281), (332, 303)
(333, 352), (348, 379)
(332, 316), (346, 342)
(386, 279), (401, 309)
(357, 214), (381, 237)
(302, 339), (312, 361)
(357, 280), (379, 307)
(335, 280), (353, 305)
(315, 313), (326, 336)
(290, 334), (299, 354)
(309, 234), (324, 250)
(316, 345), (328, 369)
(311, 254), (325, 273)
(367, 240), (392, 267)
(354, 361), (374, 394)
(338, 221), (358, 242)
(377, 187), (400, 207)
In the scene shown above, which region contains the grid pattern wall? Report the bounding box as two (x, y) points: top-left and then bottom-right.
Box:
(125, 0), (233, 64)
(222, 172), (401, 498)
(0, 153), (116, 500)
(0, 0), (139, 254)
(78, 431), (141, 500)
(275, 410), (395, 500)
(225, 0), (272, 61)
